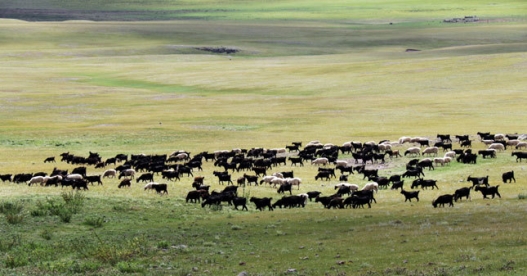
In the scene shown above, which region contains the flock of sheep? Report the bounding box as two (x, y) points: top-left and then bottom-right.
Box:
(1, 132), (525, 211)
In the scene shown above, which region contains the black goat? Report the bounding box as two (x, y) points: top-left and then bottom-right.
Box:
(502, 171), (515, 183)
(432, 194), (454, 208)
(400, 189), (419, 202)
(250, 197), (274, 211)
(474, 185), (501, 199)
(467, 175), (489, 187)
(454, 187), (472, 202)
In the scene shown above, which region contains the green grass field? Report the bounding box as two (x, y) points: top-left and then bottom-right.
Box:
(1, 0), (527, 275)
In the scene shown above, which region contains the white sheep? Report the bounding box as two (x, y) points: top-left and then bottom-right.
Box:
(144, 182), (158, 191)
(334, 183), (359, 191)
(307, 140), (321, 147)
(286, 177), (302, 190)
(214, 150), (229, 158)
(488, 143), (505, 152)
(422, 146), (439, 157)
(404, 147), (421, 157)
(364, 141), (376, 147)
(103, 169), (117, 178)
(119, 169), (136, 179)
(378, 143), (392, 151)
(482, 139), (494, 146)
(260, 175), (277, 185)
(66, 173), (83, 180)
(271, 148), (287, 155)
(399, 136), (412, 144)
(494, 134), (505, 141)
(323, 143), (335, 149)
(444, 151), (456, 158)
(506, 140), (520, 146)
(334, 160), (348, 167)
(362, 182), (379, 193)
(271, 177), (287, 188)
(433, 157), (446, 166)
(515, 142), (527, 150)
(272, 172), (284, 179)
(28, 176), (46, 186)
(311, 157), (329, 166)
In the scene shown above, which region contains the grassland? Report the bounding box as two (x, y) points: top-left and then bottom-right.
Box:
(1, 0), (527, 275)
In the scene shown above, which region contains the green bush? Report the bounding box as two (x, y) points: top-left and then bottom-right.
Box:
(39, 229), (53, 240)
(4, 253), (28, 269)
(0, 201), (24, 214)
(116, 261), (145, 273)
(61, 191), (85, 214)
(30, 208), (48, 217)
(0, 201), (25, 224)
(58, 208), (73, 223)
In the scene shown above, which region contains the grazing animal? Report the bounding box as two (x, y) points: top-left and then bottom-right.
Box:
(314, 171), (331, 181)
(288, 157), (304, 166)
(402, 168), (424, 179)
(404, 147), (421, 157)
(391, 180), (404, 190)
(432, 194), (454, 208)
(233, 197), (249, 210)
(422, 147), (439, 156)
(478, 149), (496, 159)
(460, 140), (472, 148)
(326, 197), (344, 209)
(277, 183), (293, 195)
(0, 174), (12, 182)
(44, 156), (56, 163)
(351, 190), (377, 204)
(250, 197), (274, 211)
(214, 171), (234, 185)
(511, 151), (527, 162)
(502, 171), (515, 183)
(136, 173), (154, 183)
(27, 176), (46, 186)
(515, 142), (527, 150)
(143, 182), (158, 191)
(474, 185), (501, 199)
(118, 179), (132, 188)
(152, 183), (168, 195)
(306, 191), (322, 201)
(417, 158), (434, 170)
(362, 182), (379, 193)
(400, 189), (419, 202)
(71, 179), (89, 190)
(85, 175), (103, 185)
(286, 177), (302, 190)
(488, 143), (505, 151)
(66, 173), (84, 180)
(454, 187), (472, 202)
(467, 175), (489, 187)
(118, 169), (136, 179)
(411, 179), (438, 190)
(102, 169), (117, 178)
(311, 157), (329, 166)
(186, 190), (203, 203)
(345, 195), (372, 209)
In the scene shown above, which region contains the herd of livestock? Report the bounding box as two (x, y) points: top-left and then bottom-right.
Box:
(1, 132), (526, 211)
